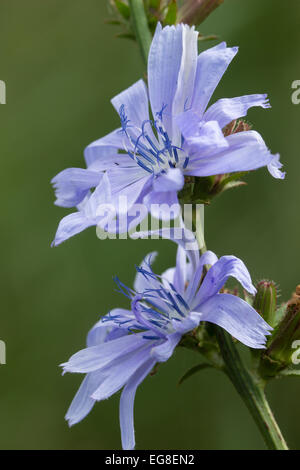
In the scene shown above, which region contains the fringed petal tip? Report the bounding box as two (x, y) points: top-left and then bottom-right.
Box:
(268, 154), (286, 179)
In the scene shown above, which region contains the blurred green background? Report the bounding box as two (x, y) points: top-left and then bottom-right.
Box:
(0, 0), (299, 450)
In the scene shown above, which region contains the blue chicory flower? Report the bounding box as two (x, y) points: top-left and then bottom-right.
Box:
(62, 234), (271, 449)
(51, 23), (285, 246)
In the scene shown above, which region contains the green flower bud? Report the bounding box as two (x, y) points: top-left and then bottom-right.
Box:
(253, 280), (277, 328)
(267, 287), (300, 364)
(259, 286), (300, 377)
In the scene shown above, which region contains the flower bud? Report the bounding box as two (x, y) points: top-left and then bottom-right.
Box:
(177, 0), (224, 26)
(261, 286), (300, 375)
(253, 280), (277, 327)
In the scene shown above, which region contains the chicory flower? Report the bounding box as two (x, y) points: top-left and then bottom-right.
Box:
(51, 23), (284, 245)
(62, 233), (271, 449)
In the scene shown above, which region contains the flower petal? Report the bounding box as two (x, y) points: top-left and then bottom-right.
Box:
(111, 79), (150, 133)
(108, 165), (151, 213)
(186, 130), (274, 176)
(179, 119), (229, 156)
(119, 358), (156, 450)
(143, 189), (181, 220)
(196, 294), (272, 348)
(172, 246), (188, 294)
(84, 129), (124, 165)
(151, 333), (181, 362)
(148, 24), (198, 138)
(134, 252), (158, 292)
(84, 143), (122, 169)
(191, 42), (238, 117)
(185, 250), (218, 303)
(204, 94), (271, 129)
(197, 255), (256, 306)
(91, 346), (152, 401)
(131, 226), (199, 269)
(52, 168), (103, 208)
(267, 154), (286, 179)
(172, 25), (198, 116)
(61, 333), (147, 374)
(153, 168), (184, 192)
(87, 311), (132, 347)
(51, 212), (96, 247)
(65, 371), (104, 426)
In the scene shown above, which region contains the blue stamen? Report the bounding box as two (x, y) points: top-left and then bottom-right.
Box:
(119, 104), (130, 133)
(173, 147), (179, 163)
(143, 335), (161, 340)
(156, 103), (167, 121)
(136, 159), (153, 173)
(183, 157), (189, 169)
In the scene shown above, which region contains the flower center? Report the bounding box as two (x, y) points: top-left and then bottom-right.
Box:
(113, 261), (191, 340)
(119, 104), (189, 176)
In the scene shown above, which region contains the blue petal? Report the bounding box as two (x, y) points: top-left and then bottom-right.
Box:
(119, 358), (156, 450)
(87, 311), (132, 347)
(172, 246), (188, 294)
(51, 212), (96, 247)
(171, 314), (200, 335)
(61, 332), (147, 374)
(267, 154), (286, 179)
(196, 294), (272, 348)
(107, 165), (151, 213)
(84, 144), (121, 170)
(153, 168), (184, 192)
(191, 42), (238, 118)
(51, 168), (102, 208)
(148, 24), (198, 138)
(150, 333), (181, 362)
(186, 130), (274, 176)
(203, 94), (271, 129)
(143, 189), (181, 220)
(134, 252), (158, 292)
(111, 79), (150, 135)
(65, 371), (104, 426)
(178, 119), (228, 156)
(185, 250), (218, 303)
(91, 346), (152, 401)
(84, 129), (124, 163)
(52, 172), (113, 246)
(196, 255), (256, 307)
(131, 227), (199, 269)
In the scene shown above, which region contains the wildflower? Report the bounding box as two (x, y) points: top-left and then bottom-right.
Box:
(62, 239), (271, 449)
(51, 23), (284, 244)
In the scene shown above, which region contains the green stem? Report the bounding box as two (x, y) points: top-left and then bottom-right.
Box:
(128, 0), (152, 67)
(215, 328), (288, 450)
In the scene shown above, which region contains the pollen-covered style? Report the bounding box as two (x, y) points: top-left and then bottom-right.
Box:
(51, 23), (285, 246)
(62, 232), (272, 450)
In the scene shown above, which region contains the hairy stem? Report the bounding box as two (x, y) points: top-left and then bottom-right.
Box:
(128, 0), (152, 66)
(215, 328), (288, 450)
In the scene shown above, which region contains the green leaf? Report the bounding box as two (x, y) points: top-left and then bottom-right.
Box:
(178, 363), (213, 386)
(115, 0), (131, 20)
(163, 0), (177, 25)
